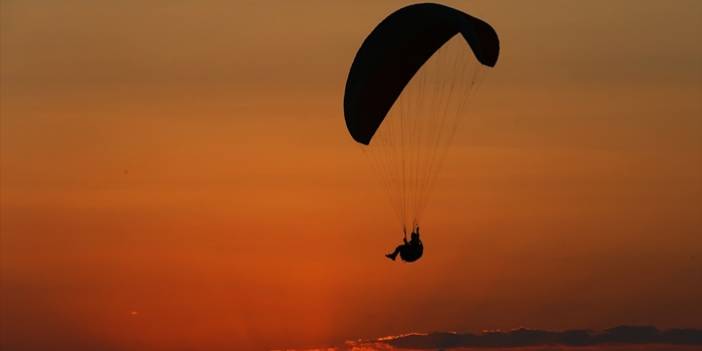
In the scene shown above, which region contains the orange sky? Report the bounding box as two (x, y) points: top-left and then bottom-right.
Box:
(1, 1), (701, 350)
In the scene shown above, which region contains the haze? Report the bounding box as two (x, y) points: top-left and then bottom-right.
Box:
(1, 1), (701, 350)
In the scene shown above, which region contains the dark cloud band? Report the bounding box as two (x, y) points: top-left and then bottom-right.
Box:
(370, 326), (702, 349)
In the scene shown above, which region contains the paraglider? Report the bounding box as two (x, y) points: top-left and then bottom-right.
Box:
(386, 226), (423, 262)
(343, 3), (500, 262)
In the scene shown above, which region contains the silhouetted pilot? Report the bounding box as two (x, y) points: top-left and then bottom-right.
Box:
(386, 225), (423, 262)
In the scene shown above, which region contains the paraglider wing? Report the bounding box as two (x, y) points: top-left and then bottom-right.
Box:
(343, 3), (500, 145)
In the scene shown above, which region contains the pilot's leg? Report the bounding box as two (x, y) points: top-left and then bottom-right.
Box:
(385, 245), (403, 260)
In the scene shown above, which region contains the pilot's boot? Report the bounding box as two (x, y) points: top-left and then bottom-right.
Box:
(385, 253), (397, 261)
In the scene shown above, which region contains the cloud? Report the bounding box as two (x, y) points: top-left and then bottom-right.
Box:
(347, 326), (702, 350)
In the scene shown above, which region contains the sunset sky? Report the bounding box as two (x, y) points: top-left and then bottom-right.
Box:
(1, 1), (701, 350)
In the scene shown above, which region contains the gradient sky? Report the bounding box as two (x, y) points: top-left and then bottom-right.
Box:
(1, 1), (701, 350)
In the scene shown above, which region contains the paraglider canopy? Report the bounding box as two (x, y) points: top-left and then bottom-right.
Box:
(344, 3), (500, 145)
(343, 3), (500, 233)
